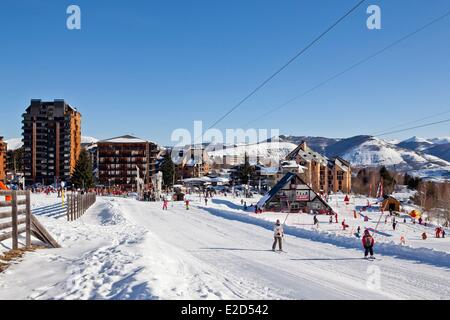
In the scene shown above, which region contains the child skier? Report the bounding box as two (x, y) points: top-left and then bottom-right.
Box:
(185, 200), (190, 210)
(362, 230), (375, 259)
(162, 199), (168, 210)
(272, 219), (284, 252)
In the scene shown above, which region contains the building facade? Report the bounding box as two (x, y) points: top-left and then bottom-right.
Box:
(285, 141), (351, 194)
(97, 135), (158, 191)
(172, 146), (210, 179)
(0, 137), (6, 182)
(257, 172), (333, 213)
(22, 100), (81, 186)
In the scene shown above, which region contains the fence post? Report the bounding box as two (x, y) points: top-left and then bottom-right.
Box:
(67, 194), (70, 221)
(25, 190), (31, 248)
(78, 194), (81, 219)
(11, 191), (18, 250)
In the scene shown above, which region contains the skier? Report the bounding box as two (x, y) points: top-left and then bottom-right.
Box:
(329, 215), (333, 224)
(342, 219), (349, 230)
(392, 221), (397, 231)
(204, 197), (208, 206)
(185, 199), (190, 210)
(355, 226), (361, 238)
(442, 229), (446, 238)
(422, 232), (427, 240)
(335, 213), (338, 224)
(362, 230), (375, 259)
(272, 219), (284, 252)
(243, 202), (247, 211)
(162, 199), (168, 210)
(435, 227), (441, 238)
(313, 215), (319, 226)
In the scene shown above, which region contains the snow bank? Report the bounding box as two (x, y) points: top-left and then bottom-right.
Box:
(202, 206), (450, 269)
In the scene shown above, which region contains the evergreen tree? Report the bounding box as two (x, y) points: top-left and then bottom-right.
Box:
(160, 152), (175, 186)
(379, 166), (396, 195)
(71, 149), (94, 189)
(239, 153), (255, 185)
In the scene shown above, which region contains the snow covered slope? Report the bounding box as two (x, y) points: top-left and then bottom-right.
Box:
(208, 141), (297, 164)
(81, 136), (99, 144)
(397, 136), (434, 152)
(1, 194), (449, 300)
(5, 138), (23, 151)
(339, 137), (450, 170)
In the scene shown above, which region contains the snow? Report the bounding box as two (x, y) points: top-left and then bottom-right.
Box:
(208, 142), (297, 164)
(342, 137), (450, 172)
(401, 136), (433, 144)
(0, 192), (449, 300)
(101, 137), (147, 144)
(429, 137), (450, 145)
(4, 138), (23, 151)
(81, 136), (99, 144)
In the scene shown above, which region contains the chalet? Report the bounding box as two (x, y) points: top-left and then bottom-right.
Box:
(257, 172), (332, 213)
(285, 141), (351, 194)
(0, 137), (6, 182)
(173, 146), (210, 179)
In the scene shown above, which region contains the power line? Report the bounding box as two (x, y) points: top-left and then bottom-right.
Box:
(370, 109), (450, 136)
(374, 118), (450, 137)
(242, 10), (450, 127)
(203, 0), (367, 133)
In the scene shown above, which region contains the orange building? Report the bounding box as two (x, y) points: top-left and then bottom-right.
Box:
(22, 100), (81, 186)
(285, 141), (351, 194)
(0, 137), (6, 182)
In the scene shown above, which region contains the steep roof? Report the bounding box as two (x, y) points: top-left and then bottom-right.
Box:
(285, 141), (328, 164)
(256, 172), (332, 210)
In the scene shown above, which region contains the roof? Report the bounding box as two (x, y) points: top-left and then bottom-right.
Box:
(285, 141), (328, 164)
(98, 135), (149, 144)
(257, 172), (332, 210)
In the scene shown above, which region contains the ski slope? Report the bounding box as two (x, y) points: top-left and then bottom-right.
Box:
(0, 194), (449, 300)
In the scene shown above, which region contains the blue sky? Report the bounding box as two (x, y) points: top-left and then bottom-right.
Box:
(1, 0), (449, 145)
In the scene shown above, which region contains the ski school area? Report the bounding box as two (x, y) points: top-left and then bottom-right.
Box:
(0, 189), (449, 300)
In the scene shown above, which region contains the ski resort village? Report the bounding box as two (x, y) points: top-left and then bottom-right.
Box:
(0, 99), (449, 300)
(1, 1), (450, 304)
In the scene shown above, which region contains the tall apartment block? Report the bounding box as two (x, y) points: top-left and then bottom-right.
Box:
(97, 135), (158, 191)
(22, 100), (81, 186)
(0, 137), (6, 182)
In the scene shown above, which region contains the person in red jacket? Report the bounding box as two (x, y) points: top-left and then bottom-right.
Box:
(362, 230), (375, 259)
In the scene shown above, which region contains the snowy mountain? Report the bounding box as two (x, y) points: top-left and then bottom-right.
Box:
(208, 141), (298, 164)
(429, 137), (450, 145)
(396, 136), (434, 152)
(276, 135), (339, 153)
(424, 143), (450, 162)
(4, 138), (23, 151)
(81, 136), (99, 144)
(334, 136), (450, 170)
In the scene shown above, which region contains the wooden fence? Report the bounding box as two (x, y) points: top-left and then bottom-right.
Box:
(66, 192), (97, 221)
(0, 190), (31, 250)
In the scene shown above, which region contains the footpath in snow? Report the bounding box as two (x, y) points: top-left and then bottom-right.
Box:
(0, 194), (449, 300)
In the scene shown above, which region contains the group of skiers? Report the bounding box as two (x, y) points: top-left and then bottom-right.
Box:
(271, 219), (376, 258)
